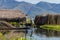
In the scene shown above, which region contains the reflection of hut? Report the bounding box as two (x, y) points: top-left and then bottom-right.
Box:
(0, 10), (27, 27)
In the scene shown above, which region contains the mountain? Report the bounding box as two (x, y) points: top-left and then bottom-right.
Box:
(0, 0), (60, 18)
(0, 0), (20, 9)
(27, 6), (51, 18)
(0, 0), (34, 14)
(36, 1), (60, 13)
(14, 2), (50, 18)
(14, 1), (34, 14)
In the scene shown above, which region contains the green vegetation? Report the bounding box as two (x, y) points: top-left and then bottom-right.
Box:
(0, 36), (31, 40)
(8, 22), (21, 27)
(8, 19), (32, 27)
(0, 32), (7, 40)
(9, 22), (16, 25)
(10, 37), (33, 40)
(0, 33), (26, 40)
(26, 18), (31, 24)
(0, 32), (32, 40)
(40, 25), (60, 31)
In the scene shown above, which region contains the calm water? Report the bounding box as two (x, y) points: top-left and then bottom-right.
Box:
(2, 27), (60, 40)
(26, 27), (60, 40)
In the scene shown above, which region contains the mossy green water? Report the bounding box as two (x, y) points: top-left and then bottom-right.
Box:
(40, 25), (60, 31)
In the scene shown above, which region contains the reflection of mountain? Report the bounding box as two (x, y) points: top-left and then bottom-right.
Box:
(0, 0), (60, 18)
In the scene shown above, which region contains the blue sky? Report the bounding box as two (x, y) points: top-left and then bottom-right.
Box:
(15, 0), (60, 4)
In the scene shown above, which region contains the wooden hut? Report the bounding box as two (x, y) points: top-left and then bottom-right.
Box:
(0, 10), (27, 27)
(34, 14), (60, 25)
(0, 10), (26, 22)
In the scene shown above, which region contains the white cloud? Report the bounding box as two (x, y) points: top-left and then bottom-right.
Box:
(15, 0), (60, 4)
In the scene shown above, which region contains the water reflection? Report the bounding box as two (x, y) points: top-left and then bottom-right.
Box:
(1, 27), (60, 40)
(27, 27), (60, 40)
(36, 28), (60, 37)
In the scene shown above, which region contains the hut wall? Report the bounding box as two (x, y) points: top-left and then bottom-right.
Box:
(34, 14), (60, 25)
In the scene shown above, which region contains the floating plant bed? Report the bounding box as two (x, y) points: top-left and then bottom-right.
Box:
(40, 25), (60, 31)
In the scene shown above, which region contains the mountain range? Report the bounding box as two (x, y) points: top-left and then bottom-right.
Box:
(0, 0), (60, 18)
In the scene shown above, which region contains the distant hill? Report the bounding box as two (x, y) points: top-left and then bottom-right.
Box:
(14, 1), (34, 14)
(36, 1), (60, 13)
(0, 0), (20, 9)
(0, 0), (60, 18)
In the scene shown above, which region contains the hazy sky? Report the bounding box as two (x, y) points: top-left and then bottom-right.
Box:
(15, 0), (60, 4)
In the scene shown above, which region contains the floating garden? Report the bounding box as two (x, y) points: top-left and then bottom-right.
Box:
(40, 25), (60, 31)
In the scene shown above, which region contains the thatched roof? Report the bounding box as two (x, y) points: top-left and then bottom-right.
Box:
(0, 10), (26, 19)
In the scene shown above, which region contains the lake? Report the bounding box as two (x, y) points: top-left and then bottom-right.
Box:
(1, 26), (60, 40)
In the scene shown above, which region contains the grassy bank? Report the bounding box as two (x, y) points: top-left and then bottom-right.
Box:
(40, 25), (60, 31)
